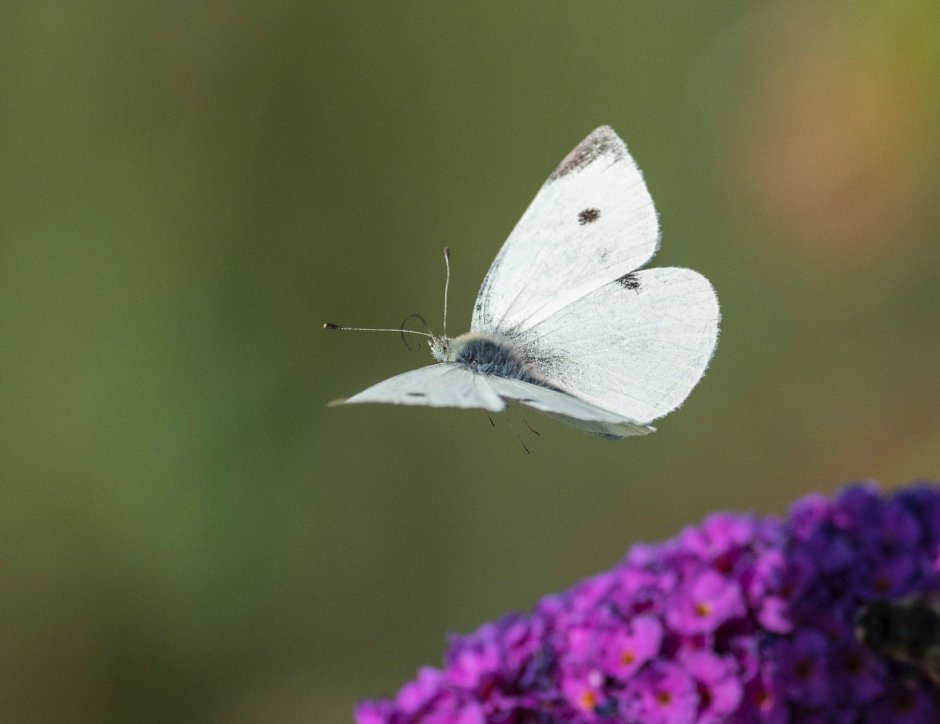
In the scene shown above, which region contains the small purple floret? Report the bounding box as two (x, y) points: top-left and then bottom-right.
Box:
(355, 481), (940, 722)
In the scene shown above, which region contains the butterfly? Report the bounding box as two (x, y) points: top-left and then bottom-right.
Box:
(325, 126), (720, 439)
(856, 594), (940, 687)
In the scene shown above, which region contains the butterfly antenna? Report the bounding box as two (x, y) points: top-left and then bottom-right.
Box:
(323, 322), (432, 340)
(442, 247), (451, 337)
(323, 314), (435, 354)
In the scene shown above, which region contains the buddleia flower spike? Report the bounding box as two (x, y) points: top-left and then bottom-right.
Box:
(357, 481), (940, 722)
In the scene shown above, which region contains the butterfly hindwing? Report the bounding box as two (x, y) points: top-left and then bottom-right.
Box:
(485, 376), (654, 438)
(510, 267), (719, 424)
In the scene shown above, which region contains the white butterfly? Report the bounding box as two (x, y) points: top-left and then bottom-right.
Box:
(326, 126), (719, 439)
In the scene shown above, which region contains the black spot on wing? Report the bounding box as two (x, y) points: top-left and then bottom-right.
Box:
(578, 208), (600, 225)
(406, 392), (426, 398)
(617, 272), (641, 291)
(549, 127), (624, 182)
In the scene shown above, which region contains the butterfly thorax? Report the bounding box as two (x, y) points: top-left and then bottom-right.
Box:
(431, 332), (550, 387)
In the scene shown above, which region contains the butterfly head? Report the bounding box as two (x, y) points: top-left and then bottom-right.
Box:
(430, 332), (492, 365)
(429, 334), (454, 362)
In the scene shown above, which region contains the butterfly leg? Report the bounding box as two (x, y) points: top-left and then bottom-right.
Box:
(522, 415), (541, 437)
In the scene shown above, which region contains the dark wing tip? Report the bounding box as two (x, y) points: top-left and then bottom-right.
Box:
(549, 126), (626, 182)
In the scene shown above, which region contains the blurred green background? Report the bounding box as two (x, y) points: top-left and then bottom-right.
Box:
(2, 2), (938, 722)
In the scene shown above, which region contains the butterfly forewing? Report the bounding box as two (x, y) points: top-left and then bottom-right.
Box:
(472, 126), (660, 335)
(335, 364), (505, 412)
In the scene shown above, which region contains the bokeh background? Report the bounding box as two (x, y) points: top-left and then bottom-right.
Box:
(2, 2), (938, 722)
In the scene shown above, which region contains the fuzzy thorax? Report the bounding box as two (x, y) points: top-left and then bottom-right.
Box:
(431, 332), (548, 388)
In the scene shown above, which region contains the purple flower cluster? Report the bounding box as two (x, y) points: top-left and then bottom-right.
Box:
(356, 482), (940, 723)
